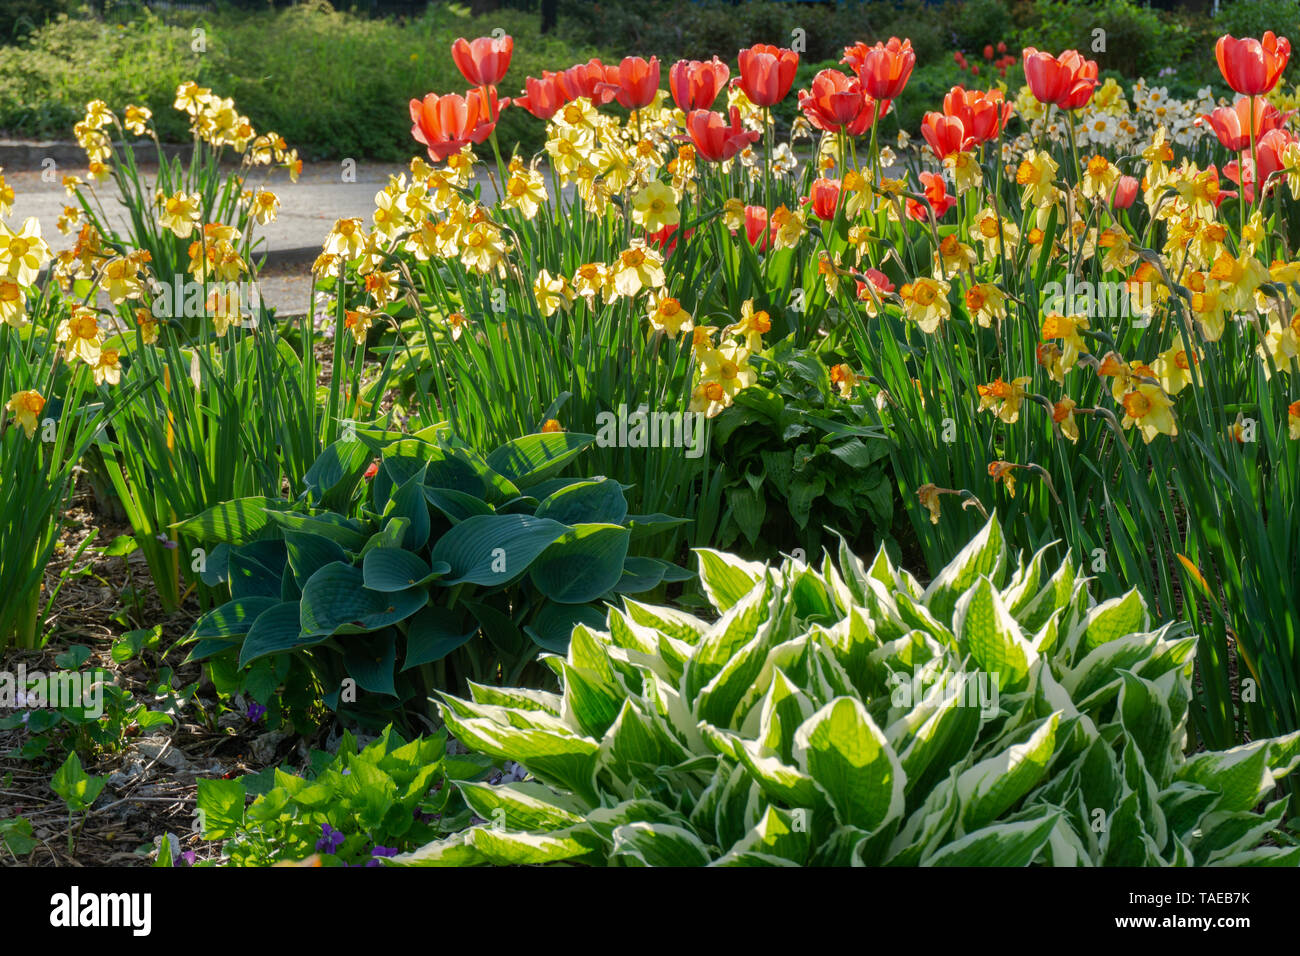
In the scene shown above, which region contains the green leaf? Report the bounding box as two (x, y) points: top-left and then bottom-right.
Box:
(429, 514), (568, 586)
(403, 606), (478, 669)
(534, 477), (629, 526)
(794, 697), (904, 832)
(174, 497), (291, 545)
(300, 563), (427, 637)
(922, 515), (1006, 622)
(610, 822), (713, 866)
(922, 812), (1059, 866)
(51, 752), (106, 813)
(530, 523), (631, 603)
(238, 603), (318, 667)
(486, 432), (596, 489)
(363, 547), (448, 591)
(196, 777), (246, 840)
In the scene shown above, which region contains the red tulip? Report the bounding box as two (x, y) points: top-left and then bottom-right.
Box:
(953, 50), (966, 67)
(997, 41), (1007, 54)
(1111, 175), (1139, 209)
(557, 59), (619, 105)
(743, 204), (773, 251)
(1022, 48), (1099, 110)
(669, 57), (730, 111)
(856, 268), (895, 299)
(409, 89), (498, 161)
(598, 55), (661, 110)
(920, 111), (972, 159)
(983, 44), (994, 60)
(1216, 32), (1291, 96)
(970, 65), (980, 77)
(853, 37), (915, 100)
(647, 222), (691, 256)
(797, 69), (888, 137)
(737, 44), (800, 107)
(1203, 95), (1287, 152)
(943, 87), (1013, 144)
(515, 73), (567, 120)
(684, 107), (760, 162)
(806, 178), (842, 221)
(907, 171), (956, 221)
(451, 35), (514, 88)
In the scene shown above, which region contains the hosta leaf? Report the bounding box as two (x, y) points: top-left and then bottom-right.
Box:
(694, 548), (766, 612)
(429, 514), (567, 586)
(922, 812), (1059, 866)
(956, 713), (1059, 832)
(922, 514), (1005, 623)
(610, 822), (712, 866)
(485, 432), (596, 489)
(239, 602), (321, 667)
(954, 576), (1035, 691)
(299, 563), (427, 637)
(469, 826), (599, 865)
(362, 547), (448, 592)
(530, 523), (630, 604)
(793, 697), (904, 832)
(457, 780), (587, 832)
(534, 477), (629, 526)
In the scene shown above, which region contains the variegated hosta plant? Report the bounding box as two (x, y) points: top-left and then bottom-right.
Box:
(399, 517), (1300, 867)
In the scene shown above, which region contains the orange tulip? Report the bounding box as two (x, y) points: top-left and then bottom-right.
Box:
(684, 107), (760, 162)
(451, 34), (514, 88)
(797, 68), (887, 137)
(805, 177), (841, 221)
(409, 89), (498, 162)
(515, 73), (566, 120)
(1226, 128), (1294, 202)
(907, 172), (955, 221)
(557, 59), (619, 105)
(942, 86), (1013, 144)
(598, 55), (661, 110)
(846, 37), (915, 100)
(1022, 48), (1098, 110)
(1203, 95), (1287, 152)
(1216, 32), (1291, 96)
(669, 57), (729, 111)
(736, 44), (799, 107)
(920, 111), (972, 159)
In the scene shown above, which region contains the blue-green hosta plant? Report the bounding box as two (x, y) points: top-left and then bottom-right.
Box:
(400, 517), (1300, 866)
(181, 425), (691, 731)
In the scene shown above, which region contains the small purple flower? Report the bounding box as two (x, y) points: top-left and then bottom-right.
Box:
(316, 824), (345, 854)
(341, 767), (351, 776)
(181, 851), (197, 866)
(155, 534), (178, 550)
(371, 845), (398, 858)
(246, 702), (267, 723)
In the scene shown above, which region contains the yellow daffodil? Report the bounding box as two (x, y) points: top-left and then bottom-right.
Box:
(899, 277), (951, 334)
(648, 294), (693, 337)
(976, 376), (1032, 424)
(6, 389), (44, 438)
(630, 181), (679, 234)
(56, 306), (102, 366)
(1121, 384), (1178, 442)
(0, 217), (53, 286)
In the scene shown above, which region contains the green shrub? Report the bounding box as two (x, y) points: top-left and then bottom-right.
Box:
(706, 342), (893, 561)
(1213, 0), (1300, 41)
(1014, 0), (1195, 78)
(405, 517), (1300, 866)
(182, 426), (692, 731)
(193, 725), (483, 866)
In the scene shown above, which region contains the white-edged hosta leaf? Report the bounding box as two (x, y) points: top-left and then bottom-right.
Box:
(922, 515), (1006, 623)
(956, 713), (1059, 832)
(392, 831), (485, 866)
(1073, 589), (1149, 652)
(694, 548), (767, 612)
(1209, 845), (1300, 866)
(954, 576), (1036, 691)
(713, 805), (811, 865)
(1176, 739), (1283, 813)
(610, 822), (713, 866)
(921, 811), (1059, 866)
(457, 780), (587, 832)
(469, 825), (600, 865)
(793, 698), (904, 832)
